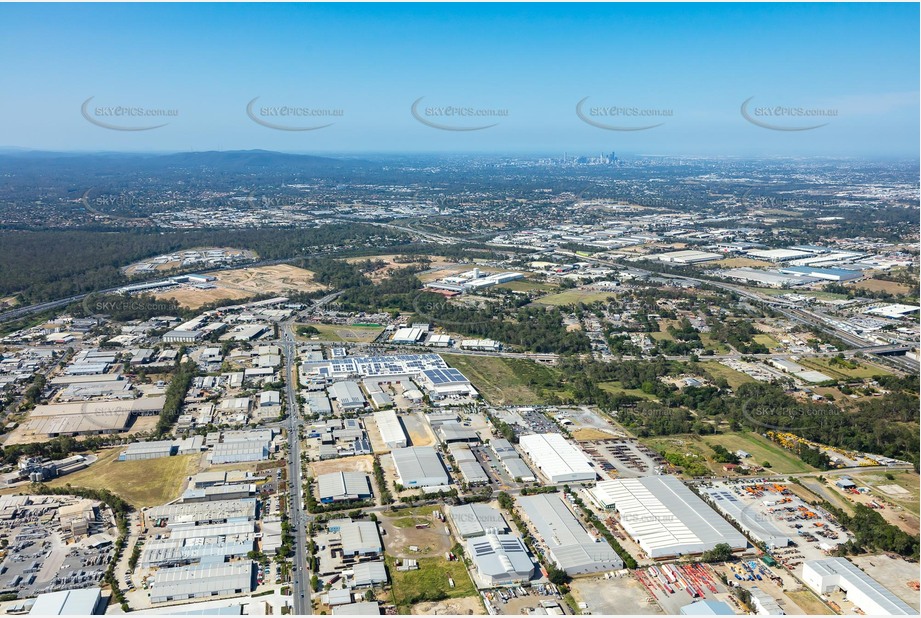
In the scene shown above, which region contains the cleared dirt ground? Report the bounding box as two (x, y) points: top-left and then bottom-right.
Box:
(155, 264), (325, 309)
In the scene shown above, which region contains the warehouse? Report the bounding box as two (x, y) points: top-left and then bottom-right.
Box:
(162, 329), (203, 343)
(490, 439), (518, 459)
(746, 248), (813, 262)
(338, 521), (383, 557)
(140, 532), (255, 568)
(180, 484), (257, 503)
(150, 561), (254, 604)
(517, 493), (623, 575)
(779, 266), (862, 282)
(448, 443), (477, 463)
(590, 476), (747, 559)
(144, 498), (257, 527)
(457, 460), (490, 485)
(437, 422), (480, 444)
(467, 533), (535, 587)
(328, 381), (366, 410)
(723, 268), (819, 288)
(701, 485), (793, 549)
(119, 440), (177, 461)
(350, 561), (388, 588)
(802, 558), (915, 615)
(29, 588), (102, 615)
(318, 471), (373, 503)
(23, 397), (166, 438)
(503, 457), (537, 483)
(373, 410), (407, 449)
(655, 250), (723, 264)
(450, 504), (510, 539)
(333, 601), (380, 615)
(518, 433), (595, 483)
(390, 446), (450, 488)
(419, 368), (479, 399)
(211, 441), (269, 464)
(391, 327), (426, 344)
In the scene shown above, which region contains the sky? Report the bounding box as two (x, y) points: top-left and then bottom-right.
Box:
(0, 2), (918, 157)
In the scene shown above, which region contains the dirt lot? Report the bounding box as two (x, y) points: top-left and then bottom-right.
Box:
(848, 278), (913, 295)
(571, 428), (617, 441)
(411, 596), (483, 615)
(155, 264), (325, 309)
(416, 262), (505, 283)
(346, 255), (456, 283)
(379, 506), (453, 558)
(402, 412), (436, 447)
(308, 454), (374, 478)
(850, 554), (921, 610)
(570, 574), (663, 615)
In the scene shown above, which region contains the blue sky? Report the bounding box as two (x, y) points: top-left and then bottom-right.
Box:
(0, 3), (917, 156)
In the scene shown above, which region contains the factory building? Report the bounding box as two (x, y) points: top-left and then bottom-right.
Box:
(338, 521), (383, 557)
(211, 441), (269, 464)
(318, 471), (373, 503)
(333, 601), (380, 615)
(518, 433), (595, 483)
(373, 410), (407, 449)
(391, 446), (450, 488)
(503, 457), (537, 483)
(144, 498), (257, 527)
(467, 533), (536, 587)
(450, 504), (510, 539)
(457, 460), (490, 485)
(350, 561), (388, 588)
(119, 440), (178, 461)
(590, 477), (747, 559)
(802, 558), (916, 615)
(437, 422), (480, 444)
(517, 493), (623, 575)
(29, 588), (102, 615)
(328, 381), (366, 410)
(779, 266), (862, 282)
(149, 561), (254, 604)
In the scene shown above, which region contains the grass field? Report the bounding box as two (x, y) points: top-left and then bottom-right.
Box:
(705, 432), (816, 474)
(798, 357), (890, 380)
(297, 323), (384, 342)
(786, 590), (835, 615)
(699, 333), (730, 353)
(48, 448), (197, 508)
(598, 381), (658, 401)
(387, 556), (477, 611)
(753, 334), (781, 350)
(441, 354), (561, 405)
(849, 278), (912, 296)
(495, 280), (558, 293)
(383, 505), (440, 527)
(700, 362), (756, 389)
(532, 289), (618, 306)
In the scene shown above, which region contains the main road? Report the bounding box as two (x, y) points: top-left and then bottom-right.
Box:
(280, 319), (312, 615)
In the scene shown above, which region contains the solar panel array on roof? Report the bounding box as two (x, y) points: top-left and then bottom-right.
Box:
(422, 368), (468, 385)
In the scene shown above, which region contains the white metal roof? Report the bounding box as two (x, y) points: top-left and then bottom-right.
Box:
(518, 433), (594, 482)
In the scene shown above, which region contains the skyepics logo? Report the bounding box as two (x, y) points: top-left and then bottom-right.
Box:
(411, 97), (507, 131)
(81, 96), (177, 131)
(82, 294), (177, 316)
(740, 402), (841, 433)
(79, 189), (151, 222)
(246, 96), (343, 131)
(739, 188), (836, 209)
(737, 497), (787, 533)
(576, 97), (672, 131)
(740, 96), (837, 131)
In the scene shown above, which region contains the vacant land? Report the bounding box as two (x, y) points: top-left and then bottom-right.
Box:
(785, 589), (835, 615)
(700, 362), (756, 389)
(495, 280), (558, 293)
(533, 289), (618, 306)
(571, 428), (618, 441)
(387, 556), (477, 611)
(48, 448), (197, 508)
(410, 596), (483, 615)
(798, 357), (890, 380)
(705, 432), (816, 474)
(298, 323), (384, 342)
(598, 381), (658, 401)
(442, 354), (559, 405)
(417, 263), (504, 283)
(753, 334), (781, 350)
(308, 454), (374, 479)
(849, 278), (913, 295)
(156, 263), (324, 309)
(345, 254), (455, 283)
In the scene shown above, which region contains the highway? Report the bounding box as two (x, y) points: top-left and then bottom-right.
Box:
(280, 319), (312, 615)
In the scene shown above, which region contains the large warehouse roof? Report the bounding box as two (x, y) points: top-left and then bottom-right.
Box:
(467, 533), (535, 585)
(517, 493), (623, 575)
(373, 410), (407, 448)
(590, 476), (747, 558)
(339, 521), (383, 556)
(29, 588), (101, 615)
(151, 561), (253, 602)
(518, 433), (595, 483)
(450, 504), (510, 538)
(391, 446), (449, 488)
(318, 471), (373, 502)
(803, 558), (916, 615)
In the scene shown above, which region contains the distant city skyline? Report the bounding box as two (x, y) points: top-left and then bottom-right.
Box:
(0, 3), (918, 157)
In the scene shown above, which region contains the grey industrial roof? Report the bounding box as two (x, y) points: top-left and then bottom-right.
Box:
(352, 561), (388, 587)
(591, 476), (747, 557)
(517, 493), (623, 573)
(450, 504), (510, 538)
(438, 422), (480, 443)
(29, 588), (101, 615)
(333, 601), (380, 615)
(804, 558), (916, 615)
(151, 561), (253, 600)
(329, 381), (365, 406)
(318, 471), (373, 501)
(458, 460), (489, 484)
(503, 457), (535, 480)
(490, 439), (518, 459)
(390, 446), (449, 487)
(338, 521), (382, 555)
(467, 533), (535, 581)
